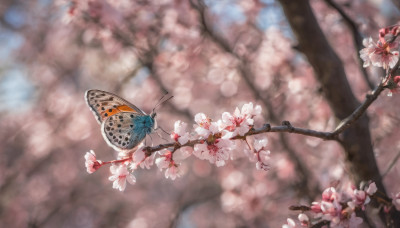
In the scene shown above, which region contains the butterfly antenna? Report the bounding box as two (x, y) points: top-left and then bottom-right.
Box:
(152, 93), (174, 113)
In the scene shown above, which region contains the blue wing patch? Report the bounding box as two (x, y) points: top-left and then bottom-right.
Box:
(101, 112), (155, 151)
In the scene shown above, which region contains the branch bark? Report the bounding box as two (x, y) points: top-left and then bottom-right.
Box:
(277, 0), (400, 226)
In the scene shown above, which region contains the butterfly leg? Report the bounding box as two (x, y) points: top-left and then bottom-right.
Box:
(147, 135), (154, 146)
(157, 126), (170, 135)
(155, 127), (170, 142)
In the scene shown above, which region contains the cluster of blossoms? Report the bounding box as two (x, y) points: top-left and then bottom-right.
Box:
(283, 182), (378, 228)
(360, 24), (400, 96)
(85, 102), (269, 191)
(360, 25), (399, 70)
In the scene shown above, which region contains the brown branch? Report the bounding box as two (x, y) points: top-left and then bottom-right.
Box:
(278, 0), (400, 226)
(332, 78), (385, 135)
(382, 150), (400, 178)
(142, 120), (344, 155)
(324, 0), (374, 90)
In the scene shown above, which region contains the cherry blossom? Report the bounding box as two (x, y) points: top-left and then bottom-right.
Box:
(193, 138), (234, 167)
(348, 189), (370, 210)
(388, 76), (400, 96)
(139, 153), (155, 170)
(173, 146), (193, 162)
(393, 192), (400, 210)
(130, 146), (154, 170)
(322, 187), (340, 202)
(155, 150), (173, 170)
(194, 113), (219, 137)
(348, 182), (377, 210)
(219, 102), (262, 138)
(282, 218), (297, 228)
(84, 150), (102, 173)
(254, 139), (270, 171)
(155, 150), (183, 180)
(360, 36), (399, 69)
(365, 182), (377, 195)
(290, 183), (379, 227)
(219, 110), (252, 137)
(108, 164), (136, 191)
(171, 120), (190, 145)
(164, 163), (183, 180)
(379, 25), (400, 44)
(241, 102), (262, 118)
(298, 213), (309, 226)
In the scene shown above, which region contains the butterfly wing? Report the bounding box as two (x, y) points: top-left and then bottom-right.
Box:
(85, 89), (145, 124)
(101, 112), (155, 151)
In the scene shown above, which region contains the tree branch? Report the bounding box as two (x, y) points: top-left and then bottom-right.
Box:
(324, 0), (374, 90)
(190, 0), (322, 199)
(278, 0), (400, 226)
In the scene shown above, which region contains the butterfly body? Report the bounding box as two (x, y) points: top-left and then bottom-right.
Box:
(85, 89), (157, 151)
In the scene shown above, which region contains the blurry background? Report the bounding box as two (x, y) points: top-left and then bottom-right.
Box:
(1, 0), (400, 227)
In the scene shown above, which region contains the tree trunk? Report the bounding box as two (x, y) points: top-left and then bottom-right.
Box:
(278, 0), (400, 226)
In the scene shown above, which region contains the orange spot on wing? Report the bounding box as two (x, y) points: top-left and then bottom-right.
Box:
(100, 105), (137, 118)
(118, 105), (136, 112)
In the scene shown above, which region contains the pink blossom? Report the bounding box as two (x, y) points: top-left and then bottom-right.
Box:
(241, 102), (262, 117)
(388, 76), (400, 96)
(254, 138), (268, 151)
(348, 189), (369, 210)
(220, 109), (253, 137)
(108, 164), (136, 191)
(348, 182), (377, 210)
(155, 150), (183, 180)
(173, 146), (192, 162)
(255, 161), (270, 171)
(322, 187), (340, 202)
(130, 147), (155, 170)
(307, 185), (371, 227)
(282, 218), (297, 228)
(219, 103), (262, 138)
(164, 163), (182, 180)
(194, 113), (219, 137)
(379, 25), (400, 43)
(171, 120), (190, 145)
(193, 139), (234, 167)
(320, 201), (342, 221)
(392, 192), (400, 210)
(139, 153), (155, 169)
(253, 139), (270, 170)
(298, 213), (309, 226)
(84, 150), (102, 173)
(360, 37), (399, 69)
(155, 150), (173, 170)
(133, 147), (146, 163)
(365, 182), (377, 195)
(311, 202), (322, 213)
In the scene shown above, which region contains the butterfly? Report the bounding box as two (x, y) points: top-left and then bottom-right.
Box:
(85, 89), (157, 151)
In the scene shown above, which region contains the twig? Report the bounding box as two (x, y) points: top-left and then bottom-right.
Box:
(143, 122), (330, 155)
(332, 79), (385, 135)
(324, 0), (374, 90)
(382, 150), (400, 178)
(333, 59), (400, 135)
